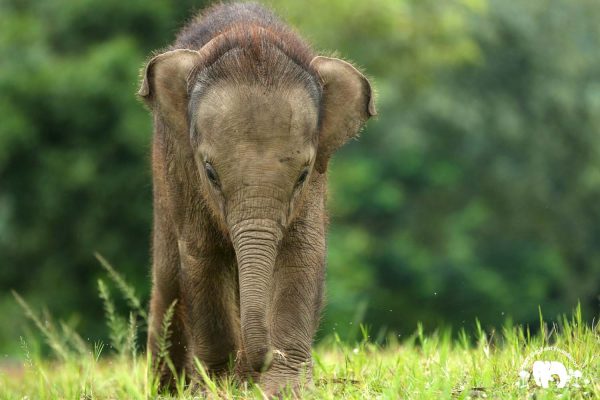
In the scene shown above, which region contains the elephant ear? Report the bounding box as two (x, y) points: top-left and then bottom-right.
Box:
(310, 56), (376, 173)
(138, 49), (201, 132)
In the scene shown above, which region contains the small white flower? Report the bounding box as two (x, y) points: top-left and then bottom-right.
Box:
(519, 369), (530, 385)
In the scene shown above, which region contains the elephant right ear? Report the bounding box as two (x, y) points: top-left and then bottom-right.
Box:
(138, 49), (201, 129)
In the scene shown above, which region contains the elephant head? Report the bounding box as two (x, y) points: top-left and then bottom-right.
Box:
(138, 31), (375, 372)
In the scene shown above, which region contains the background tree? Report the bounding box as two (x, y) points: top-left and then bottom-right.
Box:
(1, 0), (598, 354)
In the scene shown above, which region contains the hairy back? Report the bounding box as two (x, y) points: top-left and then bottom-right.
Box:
(174, 3), (314, 69)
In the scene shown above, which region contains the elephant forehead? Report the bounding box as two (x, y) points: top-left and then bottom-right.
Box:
(194, 82), (318, 147)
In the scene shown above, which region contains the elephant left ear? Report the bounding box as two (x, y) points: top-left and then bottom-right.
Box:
(310, 56), (376, 173)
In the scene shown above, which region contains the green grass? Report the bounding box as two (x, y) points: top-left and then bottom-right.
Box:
(1, 260), (598, 399)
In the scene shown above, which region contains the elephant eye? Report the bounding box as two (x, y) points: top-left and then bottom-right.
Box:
(296, 169), (309, 187)
(204, 162), (220, 187)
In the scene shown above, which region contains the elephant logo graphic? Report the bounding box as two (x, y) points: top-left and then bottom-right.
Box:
(532, 360), (569, 388)
(517, 346), (588, 390)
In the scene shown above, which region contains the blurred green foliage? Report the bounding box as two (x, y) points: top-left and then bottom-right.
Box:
(1, 0), (598, 354)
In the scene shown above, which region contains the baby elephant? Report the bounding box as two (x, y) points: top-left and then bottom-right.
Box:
(139, 2), (375, 395)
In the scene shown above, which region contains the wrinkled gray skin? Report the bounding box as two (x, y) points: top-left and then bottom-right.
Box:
(138, 3), (375, 397)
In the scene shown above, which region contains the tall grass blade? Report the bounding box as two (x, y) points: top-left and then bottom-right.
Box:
(59, 321), (89, 355)
(95, 252), (148, 321)
(125, 312), (138, 359)
(194, 357), (219, 395)
(12, 291), (69, 361)
(157, 299), (177, 362)
(98, 278), (127, 354)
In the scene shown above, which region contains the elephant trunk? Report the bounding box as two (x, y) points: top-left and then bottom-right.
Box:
(229, 204), (285, 372)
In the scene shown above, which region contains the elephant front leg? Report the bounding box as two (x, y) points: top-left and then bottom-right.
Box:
(259, 230), (326, 396)
(178, 245), (240, 382)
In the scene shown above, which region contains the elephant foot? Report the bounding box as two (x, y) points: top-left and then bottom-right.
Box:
(259, 376), (312, 399)
(258, 364), (314, 398)
(234, 349), (314, 398)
